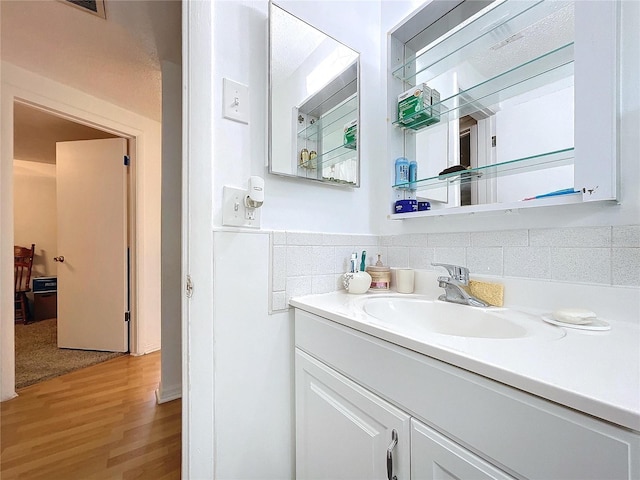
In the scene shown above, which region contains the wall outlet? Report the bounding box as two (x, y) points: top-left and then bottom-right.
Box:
(222, 186), (261, 228)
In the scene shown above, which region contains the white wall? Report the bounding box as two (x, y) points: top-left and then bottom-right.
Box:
(213, 230), (293, 479)
(182, 1), (383, 478)
(212, 0), (381, 234)
(1, 63), (162, 400)
(13, 160), (57, 278)
(158, 60), (182, 404)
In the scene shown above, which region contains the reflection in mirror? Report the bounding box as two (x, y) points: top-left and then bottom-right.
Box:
(269, 2), (360, 186)
(395, 0), (575, 209)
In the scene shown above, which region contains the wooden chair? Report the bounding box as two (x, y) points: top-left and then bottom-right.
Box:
(14, 244), (35, 323)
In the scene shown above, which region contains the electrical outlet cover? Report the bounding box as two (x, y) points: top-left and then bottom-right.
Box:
(223, 78), (249, 124)
(222, 186), (260, 228)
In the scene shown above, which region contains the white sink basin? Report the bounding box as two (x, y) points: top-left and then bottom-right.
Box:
(359, 296), (565, 340)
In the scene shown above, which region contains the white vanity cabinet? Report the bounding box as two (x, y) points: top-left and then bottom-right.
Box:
(295, 349), (410, 480)
(294, 308), (640, 480)
(410, 418), (515, 480)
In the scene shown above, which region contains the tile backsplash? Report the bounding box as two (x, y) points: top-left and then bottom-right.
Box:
(270, 225), (640, 312)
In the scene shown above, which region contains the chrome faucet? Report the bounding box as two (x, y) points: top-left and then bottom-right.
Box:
(432, 263), (490, 308)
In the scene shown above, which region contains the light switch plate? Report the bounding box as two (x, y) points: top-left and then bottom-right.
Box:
(222, 78), (249, 124)
(222, 186), (261, 228)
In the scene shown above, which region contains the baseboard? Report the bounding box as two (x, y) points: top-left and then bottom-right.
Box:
(156, 383), (182, 404)
(131, 344), (161, 356)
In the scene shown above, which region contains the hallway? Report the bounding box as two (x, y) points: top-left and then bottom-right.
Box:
(1, 351), (180, 479)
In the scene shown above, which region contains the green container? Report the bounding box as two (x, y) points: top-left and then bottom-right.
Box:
(343, 119), (357, 149)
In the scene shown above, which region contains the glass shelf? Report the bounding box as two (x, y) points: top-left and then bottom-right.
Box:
(392, 42), (574, 132)
(297, 97), (357, 142)
(298, 141), (357, 171)
(392, 148), (574, 191)
(392, 0), (573, 85)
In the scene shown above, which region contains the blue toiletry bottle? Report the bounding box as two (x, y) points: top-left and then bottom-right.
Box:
(395, 157), (409, 187)
(409, 160), (417, 188)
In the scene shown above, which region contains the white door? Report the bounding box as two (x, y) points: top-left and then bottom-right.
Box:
(296, 349), (411, 480)
(56, 138), (128, 352)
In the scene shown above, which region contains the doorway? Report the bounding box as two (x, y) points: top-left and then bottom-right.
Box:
(12, 101), (135, 387)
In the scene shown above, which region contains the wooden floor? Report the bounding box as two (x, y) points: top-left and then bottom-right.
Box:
(1, 351), (181, 479)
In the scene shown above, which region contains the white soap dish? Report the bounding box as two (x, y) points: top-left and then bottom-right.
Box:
(541, 314), (611, 331)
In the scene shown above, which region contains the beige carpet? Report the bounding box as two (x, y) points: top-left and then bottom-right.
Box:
(15, 318), (126, 389)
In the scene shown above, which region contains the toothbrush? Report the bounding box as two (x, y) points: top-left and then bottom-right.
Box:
(350, 252), (357, 273)
(360, 251), (366, 272)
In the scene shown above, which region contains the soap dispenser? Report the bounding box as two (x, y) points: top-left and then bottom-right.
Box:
(343, 251), (372, 294)
(366, 254), (391, 291)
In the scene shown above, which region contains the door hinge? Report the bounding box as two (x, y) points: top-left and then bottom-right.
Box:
(124, 155), (130, 166)
(186, 275), (194, 298)
(491, 136), (497, 147)
(125, 311), (130, 322)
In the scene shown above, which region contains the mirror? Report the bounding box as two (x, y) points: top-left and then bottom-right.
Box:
(269, 2), (360, 186)
(393, 0), (575, 209)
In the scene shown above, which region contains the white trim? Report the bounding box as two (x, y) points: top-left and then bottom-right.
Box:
(182, 1), (216, 477)
(0, 63), (161, 401)
(155, 383), (182, 404)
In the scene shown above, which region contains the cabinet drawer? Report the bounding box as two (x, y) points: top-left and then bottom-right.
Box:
(296, 309), (640, 479)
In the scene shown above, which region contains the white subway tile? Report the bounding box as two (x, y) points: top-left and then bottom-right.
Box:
(504, 247), (550, 279)
(272, 231), (287, 245)
(467, 247), (503, 275)
(394, 234), (428, 247)
(550, 248), (611, 284)
(432, 247), (467, 268)
(408, 247), (435, 269)
(378, 236), (393, 246)
(353, 234), (379, 246)
(386, 247), (409, 268)
(285, 276), (312, 303)
(312, 275), (337, 294)
(312, 246), (335, 275)
(286, 246), (314, 276)
(428, 232), (471, 247)
(322, 234), (354, 246)
(272, 246), (286, 291)
(271, 291), (287, 311)
(471, 230), (528, 247)
(612, 248), (640, 286)
(286, 232), (321, 245)
(530, 227), (611, 247)
(612, 225), (640, 247)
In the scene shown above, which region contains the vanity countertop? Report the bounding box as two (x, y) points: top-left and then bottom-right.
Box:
(290, 291), (640, 433)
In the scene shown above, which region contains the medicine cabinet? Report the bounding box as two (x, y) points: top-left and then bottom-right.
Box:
(269, 2), (360, 186)
(388, 0), (618, 217)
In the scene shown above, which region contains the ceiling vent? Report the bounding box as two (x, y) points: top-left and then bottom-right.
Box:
(62, 0), (106, 19)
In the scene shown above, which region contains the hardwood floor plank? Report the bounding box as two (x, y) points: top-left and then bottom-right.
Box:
(1, 352), (181, 479)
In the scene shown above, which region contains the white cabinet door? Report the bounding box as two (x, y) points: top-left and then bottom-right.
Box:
(296, 349), (410, 480)
(411, 418), (515, 480)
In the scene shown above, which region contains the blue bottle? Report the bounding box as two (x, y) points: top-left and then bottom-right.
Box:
(409, 160), (418, 188)
(395, 157), (409, 187)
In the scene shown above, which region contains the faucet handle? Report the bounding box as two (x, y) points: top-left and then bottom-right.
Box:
(432, 263), (469, 283)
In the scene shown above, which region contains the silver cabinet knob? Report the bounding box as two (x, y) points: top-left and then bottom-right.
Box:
(54, 256), (65, 263)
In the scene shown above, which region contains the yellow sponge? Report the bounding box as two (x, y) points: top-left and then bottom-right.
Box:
(469, 280), (504, 307)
